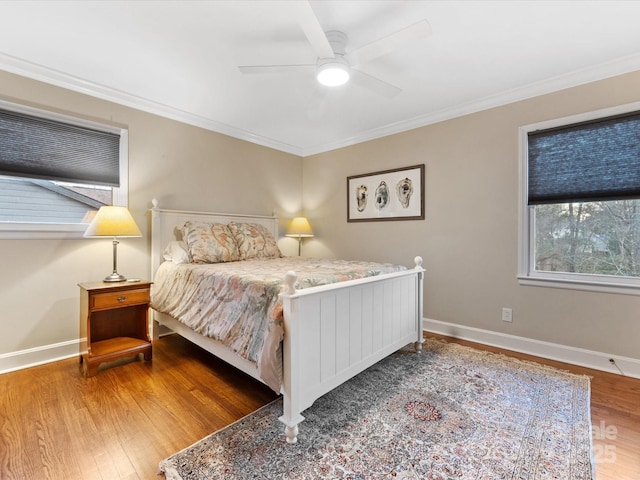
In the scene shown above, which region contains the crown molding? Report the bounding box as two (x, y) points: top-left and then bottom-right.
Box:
(2, 51), (640, 158)
(300, 53), (640, 156)
(0, 53), (304, 157)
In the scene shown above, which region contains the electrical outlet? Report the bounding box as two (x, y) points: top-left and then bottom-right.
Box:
(502, 307), (513, 322)
(609, 357), (624, 375)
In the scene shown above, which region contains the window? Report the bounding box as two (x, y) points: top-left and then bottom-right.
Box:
(519, 102), (640, 294)
(0, 100), (128, 239)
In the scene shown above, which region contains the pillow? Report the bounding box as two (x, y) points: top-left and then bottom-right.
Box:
(228, 221), (282, 260)
(162, 240), (191, 264)
(181, 221), (240, 263)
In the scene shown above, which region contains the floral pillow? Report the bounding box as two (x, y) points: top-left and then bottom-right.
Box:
(228, 221), (282, 260)
(181, 221), (240, 263)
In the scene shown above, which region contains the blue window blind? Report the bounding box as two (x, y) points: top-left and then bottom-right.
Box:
(528, 112), (640, 205)
(0, 108), (120, 187)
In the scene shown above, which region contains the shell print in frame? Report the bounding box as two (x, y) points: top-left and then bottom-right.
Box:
(375, 181), (390, 210)
(347, 164), (424, 222)
(355, 185), (368, 212)
(396, 177), (413, 208)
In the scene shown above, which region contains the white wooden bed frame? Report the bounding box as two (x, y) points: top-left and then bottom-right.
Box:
(149, 200), (425, 443)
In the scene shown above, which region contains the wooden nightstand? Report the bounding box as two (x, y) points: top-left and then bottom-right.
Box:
(79, 280), (153, 376)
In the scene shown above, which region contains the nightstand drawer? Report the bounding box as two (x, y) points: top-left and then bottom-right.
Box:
(91, 288), (150, 309)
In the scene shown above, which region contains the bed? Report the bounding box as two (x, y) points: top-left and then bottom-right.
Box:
(149, 200), (425, 443)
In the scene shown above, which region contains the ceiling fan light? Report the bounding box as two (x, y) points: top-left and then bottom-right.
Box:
(316, 59), (350, 87)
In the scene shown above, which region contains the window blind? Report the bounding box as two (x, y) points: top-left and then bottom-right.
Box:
(528, 111), (640, 205)
(0, 108), (120, 187)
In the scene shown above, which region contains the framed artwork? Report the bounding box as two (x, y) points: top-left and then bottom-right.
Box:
(347, 164), (425, 222)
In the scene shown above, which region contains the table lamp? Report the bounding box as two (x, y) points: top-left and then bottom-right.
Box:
(285, 217), (314, 256)
(83, 206), (142, 282)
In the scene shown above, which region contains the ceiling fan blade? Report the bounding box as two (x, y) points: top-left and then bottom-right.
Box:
(347, 19), (432, 67)
(238, 64), (314, 74)
(349, 70), (402, 98)
(293, 1), (335, 59)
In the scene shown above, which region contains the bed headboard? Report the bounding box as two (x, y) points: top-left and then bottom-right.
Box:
(149, 199), (279, 279)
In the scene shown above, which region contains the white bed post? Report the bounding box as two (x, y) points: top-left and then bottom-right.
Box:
(150, 199), (162, 341)
(278, 271), (305, 444)
(414, 256), (425, 352)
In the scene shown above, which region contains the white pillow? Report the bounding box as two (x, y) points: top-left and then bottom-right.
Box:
(162, 241), (191, 264)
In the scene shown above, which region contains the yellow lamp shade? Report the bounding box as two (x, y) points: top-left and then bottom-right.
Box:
(83, 206), (142, 238)
(285, 217), (314, 238)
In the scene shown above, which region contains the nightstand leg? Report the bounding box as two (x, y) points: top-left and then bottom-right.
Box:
(143, 346), (152, 361)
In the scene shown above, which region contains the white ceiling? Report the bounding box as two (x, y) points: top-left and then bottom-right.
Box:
(2, 1), (640, 156)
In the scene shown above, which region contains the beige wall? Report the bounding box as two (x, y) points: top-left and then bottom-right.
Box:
(302, 70), (640, 361)
(0, 70), (302, 358)
(2, 67), (640, 370)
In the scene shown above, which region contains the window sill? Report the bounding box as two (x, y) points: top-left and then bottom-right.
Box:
(518, 274), (640, 296)
(0, 222), (88, 240)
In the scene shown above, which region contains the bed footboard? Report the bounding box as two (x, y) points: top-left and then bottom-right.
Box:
(278, 257), (425, 443)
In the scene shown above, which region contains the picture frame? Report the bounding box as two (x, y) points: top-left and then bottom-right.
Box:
(347, 164), (425, 222)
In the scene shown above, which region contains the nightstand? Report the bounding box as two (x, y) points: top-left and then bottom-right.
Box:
(79, 280), (153, 376)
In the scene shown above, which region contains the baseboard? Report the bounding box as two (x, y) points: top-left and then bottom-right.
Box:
(0, 339), (80, 374)
(424, 318), (640, 379)
(3, 321), (639, 380)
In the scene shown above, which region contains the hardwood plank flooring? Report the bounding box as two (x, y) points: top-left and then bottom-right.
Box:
(0, 334), (277, 480)
(0, 332), (638, 479)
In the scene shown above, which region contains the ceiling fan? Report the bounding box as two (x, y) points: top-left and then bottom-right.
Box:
(237, 3), (431, 98)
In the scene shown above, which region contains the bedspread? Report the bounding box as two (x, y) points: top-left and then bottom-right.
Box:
(151, 257), (406, 391)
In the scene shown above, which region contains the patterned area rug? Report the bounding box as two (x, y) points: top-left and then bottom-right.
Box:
(159, 338), (594, 479)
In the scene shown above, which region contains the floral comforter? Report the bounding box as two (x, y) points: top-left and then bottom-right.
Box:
(150, 257), (406, 391)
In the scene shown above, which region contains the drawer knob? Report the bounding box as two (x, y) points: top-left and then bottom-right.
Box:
(117, 296), (127, 302)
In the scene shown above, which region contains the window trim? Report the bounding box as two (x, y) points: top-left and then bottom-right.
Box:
(518, 101), (640, 295)
(0, 99), (128, 240)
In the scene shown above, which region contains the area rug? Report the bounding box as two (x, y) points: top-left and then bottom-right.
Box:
(159, 338), (594, 479)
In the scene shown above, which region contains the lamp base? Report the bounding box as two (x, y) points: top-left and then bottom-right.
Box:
(103, 272), (126, 283)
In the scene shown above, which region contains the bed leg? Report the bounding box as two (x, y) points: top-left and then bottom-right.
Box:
(413, 255), (425, 355)
(279, 412), (303, 444)
(152, 319), (161, 341)
(284, 424), (299, 444)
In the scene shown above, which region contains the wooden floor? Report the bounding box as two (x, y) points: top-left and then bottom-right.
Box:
(0, 333), (638, 479)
